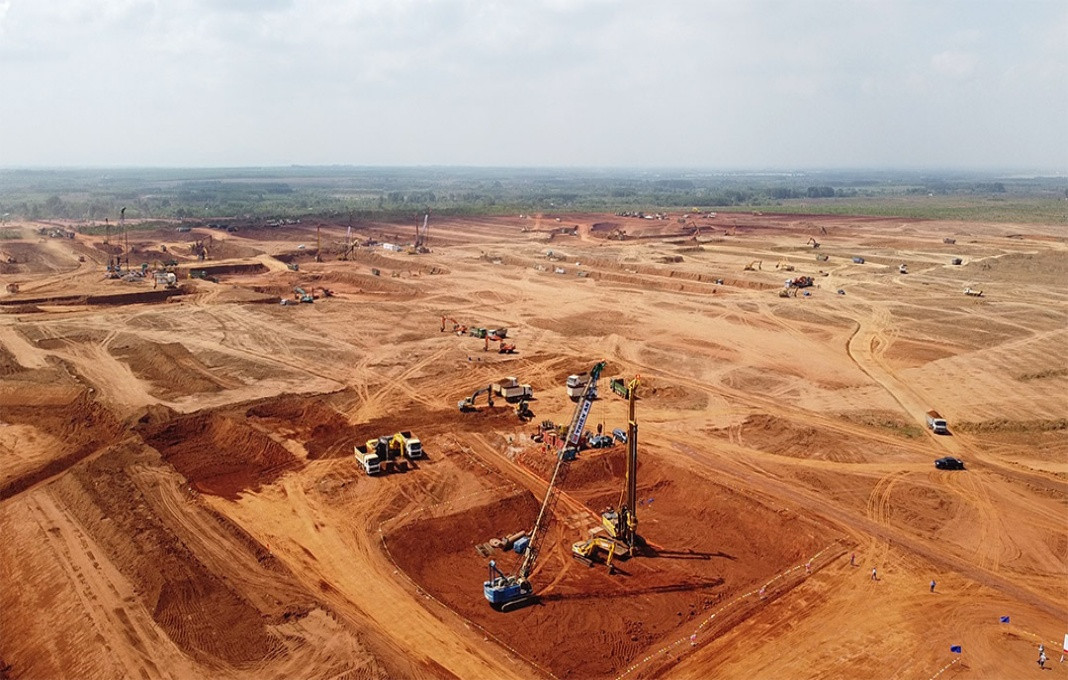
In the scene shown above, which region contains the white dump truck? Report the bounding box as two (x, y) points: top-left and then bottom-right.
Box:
(926, 410), (948, 435)
(396, 431), (424, 459)
(354, 442), (382, 475)
(566, 373), (590, 401)
(492, 377), (533, 403)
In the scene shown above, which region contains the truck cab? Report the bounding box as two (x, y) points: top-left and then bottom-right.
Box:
(494, 377), (533, 402)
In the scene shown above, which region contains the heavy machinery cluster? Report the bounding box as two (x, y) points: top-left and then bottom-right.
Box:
(482, 363), (646, 611)
(440, 316), (514, 352)
(483, 362), (608, 611)
(353, 431), (423, 475)
(458, 377), (534, 418)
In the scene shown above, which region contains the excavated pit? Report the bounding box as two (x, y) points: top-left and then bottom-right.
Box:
(386, 450), (837, 678)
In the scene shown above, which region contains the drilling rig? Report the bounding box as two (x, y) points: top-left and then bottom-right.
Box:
(571, 376), (641, 567)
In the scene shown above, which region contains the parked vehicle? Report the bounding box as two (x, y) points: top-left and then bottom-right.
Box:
(934, 457), (965, 470)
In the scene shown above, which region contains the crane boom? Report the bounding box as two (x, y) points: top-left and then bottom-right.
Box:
(483, 360), (606, 608)
(519, 360), (604, 576)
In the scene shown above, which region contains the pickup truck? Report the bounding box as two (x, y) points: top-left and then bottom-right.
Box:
(926, 410), (949, 434)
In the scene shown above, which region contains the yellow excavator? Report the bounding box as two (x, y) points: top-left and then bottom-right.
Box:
(458, 385), (495, 411)
(743, 260), (762, 271)
(572, 376), (642, 569)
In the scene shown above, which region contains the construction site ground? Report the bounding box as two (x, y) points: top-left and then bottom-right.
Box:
(1, 212), (1065, 679)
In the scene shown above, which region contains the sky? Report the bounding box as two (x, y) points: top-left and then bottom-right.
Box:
(0, 0), (1065, 170)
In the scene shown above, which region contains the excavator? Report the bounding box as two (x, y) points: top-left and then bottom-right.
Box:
(744, 260), (762, 271)
(458, 385), (495, 412)
(484, 361), (607, 610)
(775, 259), (795, 271)
(807, 237), (821, 249)
(485, 336), (517, 353)
(440, 316), (467, 335)
(572, 377), (641, 568)
(515, 399), (534, 421)
(294, 287), (314, 303)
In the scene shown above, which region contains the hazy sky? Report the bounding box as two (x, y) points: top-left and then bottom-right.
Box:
(1, 0), (1065, 169)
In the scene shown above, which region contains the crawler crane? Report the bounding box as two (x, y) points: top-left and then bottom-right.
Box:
(483, 361), (607, 610)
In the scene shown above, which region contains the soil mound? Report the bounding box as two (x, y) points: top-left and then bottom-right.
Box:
(246, 395), (352, 459)
(0, 388), (123, 499)
(111, 340), (236, 399)
(140, 413), (301, 500)
(51, 445), (285, 667)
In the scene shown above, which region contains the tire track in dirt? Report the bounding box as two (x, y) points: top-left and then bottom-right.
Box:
(863, 469), (908, 566)
(350, 345), (453, 421)
(29, 491), (191, 680)
(666, 439), (1065, 619)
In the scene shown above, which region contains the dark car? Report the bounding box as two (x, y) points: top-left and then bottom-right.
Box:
(934, 457), (965, 470)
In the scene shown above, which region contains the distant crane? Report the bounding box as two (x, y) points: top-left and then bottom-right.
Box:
(121, 207), (129, 270)
(413, 211), (431, 253)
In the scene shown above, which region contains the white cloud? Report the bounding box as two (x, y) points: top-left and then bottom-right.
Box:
(931, 50), (979, 79)
(0, 0), (1064, 168)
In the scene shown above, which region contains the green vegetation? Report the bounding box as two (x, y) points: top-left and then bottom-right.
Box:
(1015, 368), (1068, 382)
(0, 228), (22, 240)
(842, 411), (926, 439)
(0, 167), (1064, 224)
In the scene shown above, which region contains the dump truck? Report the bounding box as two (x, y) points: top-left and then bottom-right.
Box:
(353, 442), (382, 475)
(395, 431), (424, 459)
(493, 377), (533, 402)
(610, 377), (630, 398)
(357, 436), (409, 473)
(566, 373), (590, 401)
(926, 410), (948, 435)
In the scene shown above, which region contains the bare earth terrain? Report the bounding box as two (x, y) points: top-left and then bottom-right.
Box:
(1, 211), (1065, 679)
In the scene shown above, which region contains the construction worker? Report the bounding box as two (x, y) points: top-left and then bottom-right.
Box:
(850, 553), (855, 567)
(930, 580), (936, 593)
(871, 567), (878, 581)
(1038, 650), (1047, 669)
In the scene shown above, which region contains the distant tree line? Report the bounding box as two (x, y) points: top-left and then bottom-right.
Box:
(0, 168), (1061, 223)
